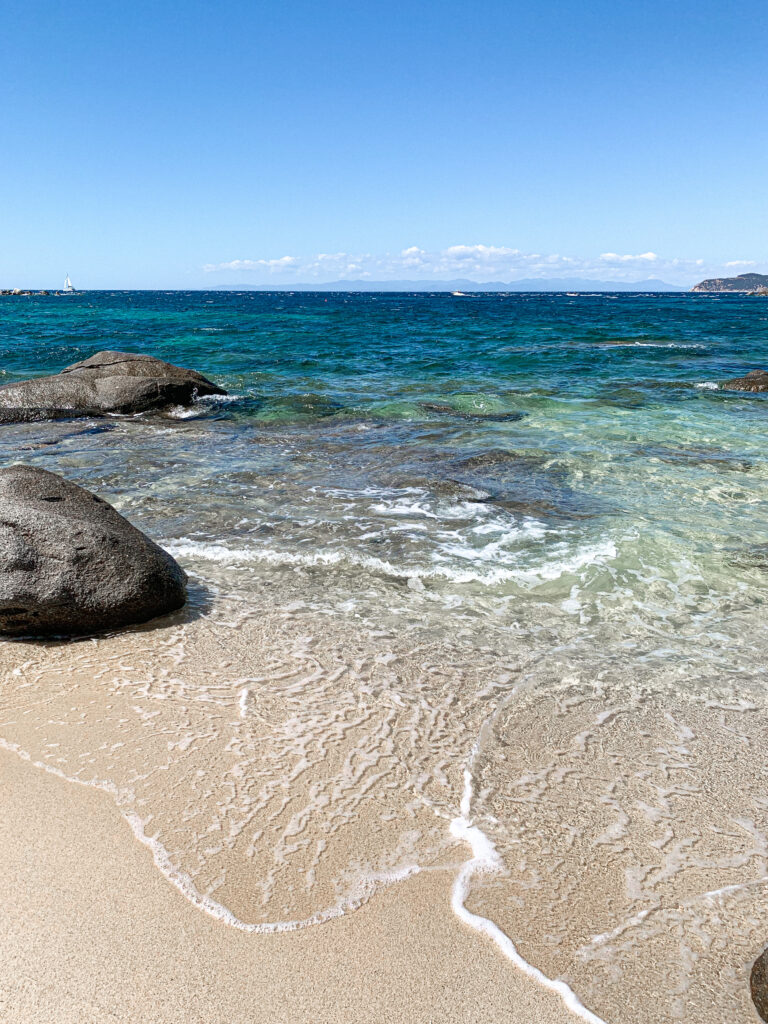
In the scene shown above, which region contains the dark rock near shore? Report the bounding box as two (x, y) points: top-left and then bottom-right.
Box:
(0, 350), (227, 422)
(0, 465), (187, 636)
(752, 948), (768, 1022)
(721, 370), (768, 392)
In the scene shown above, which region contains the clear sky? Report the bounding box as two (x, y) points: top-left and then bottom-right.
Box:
(2, 0), (766, 288)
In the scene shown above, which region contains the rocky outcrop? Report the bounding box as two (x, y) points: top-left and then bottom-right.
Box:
(691, 273), (768, 293)
(752, 948), (768, 1022)
(0, 466), (187, 636)
(720, 370), (768, 392)
(0, 289), (60, 295)
(0, 351), (227, 422)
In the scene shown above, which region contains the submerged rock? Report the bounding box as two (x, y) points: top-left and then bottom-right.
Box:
(0, 350), (227, 422)
(258, 393), (344, 422)
(420, 401), (525, 422)
(721, 370), (768, 392)
(634, 443), (753, 473)
(394, 448), (604, 520)
(0, 466), (187, 636)
(752, 948), (768, 1022)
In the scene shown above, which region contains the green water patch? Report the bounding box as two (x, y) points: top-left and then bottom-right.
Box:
(419, 391), (526, 422)
(252, 393), (346, 424)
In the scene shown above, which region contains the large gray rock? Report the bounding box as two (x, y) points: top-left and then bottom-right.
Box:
(721, 370), (768, 392)
(0, 466), (187, 636)
(753, 948), (768, 1022)
(0, 350), (227, 421)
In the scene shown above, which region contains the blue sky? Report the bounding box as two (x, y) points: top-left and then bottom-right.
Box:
(1, 0), (766, 288)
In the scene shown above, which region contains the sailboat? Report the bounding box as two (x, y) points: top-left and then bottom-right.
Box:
(63, 273), (75, 294)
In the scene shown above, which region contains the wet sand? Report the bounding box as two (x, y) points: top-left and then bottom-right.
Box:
(0, 747), (578, 1024)
(2, 600), (767, 1022)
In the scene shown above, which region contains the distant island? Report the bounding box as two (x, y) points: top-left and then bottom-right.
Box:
(691, 273), (768, 293)
(215, 277), (686, 293)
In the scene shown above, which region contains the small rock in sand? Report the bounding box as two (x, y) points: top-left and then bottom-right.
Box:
(752, 948), (768, 1022)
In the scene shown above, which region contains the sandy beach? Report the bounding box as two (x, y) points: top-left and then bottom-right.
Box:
(2, 594), (765, 1024)
(1, 746), (580, 1024)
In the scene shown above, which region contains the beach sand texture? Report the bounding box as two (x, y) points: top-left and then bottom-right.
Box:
(1, 604), (765, 1023)
(1, 747), (577, 1024)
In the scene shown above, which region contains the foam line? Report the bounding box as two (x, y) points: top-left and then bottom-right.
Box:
(164, 536), (617, 589)
(238, 685), (249, 718)
(0, 737), (419, 935)
(2, 736), (605, 1019)
(449, 760), (608, 1024)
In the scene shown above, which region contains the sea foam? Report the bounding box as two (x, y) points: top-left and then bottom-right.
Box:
(449, 748), (609, 1024)
(164, 532), (617, 590)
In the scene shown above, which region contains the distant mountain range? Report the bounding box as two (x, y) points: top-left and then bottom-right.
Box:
(215, 277), (687, 293)
(691, 273), (768, 293)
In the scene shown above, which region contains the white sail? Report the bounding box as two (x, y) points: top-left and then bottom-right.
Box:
(64, 274), (74, 292)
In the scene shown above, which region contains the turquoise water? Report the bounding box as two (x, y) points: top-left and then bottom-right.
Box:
(2, 290), (768, 1022)
(2, 290), (767, 636)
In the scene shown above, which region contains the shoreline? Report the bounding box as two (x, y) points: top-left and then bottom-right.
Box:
(2, 731), (607, 1024)
(1, 746), (579, 1024)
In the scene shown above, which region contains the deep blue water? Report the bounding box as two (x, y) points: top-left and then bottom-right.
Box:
(1, 291), (767, 399)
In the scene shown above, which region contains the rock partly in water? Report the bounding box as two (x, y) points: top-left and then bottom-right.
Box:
(752, 948), (768, 1022)
(0, 350), (227, 422)
(721, 370), (768, 392)
(0, 465), (187, 636)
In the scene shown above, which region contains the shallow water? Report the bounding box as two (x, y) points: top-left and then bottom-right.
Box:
(1, 291), (767, 1021)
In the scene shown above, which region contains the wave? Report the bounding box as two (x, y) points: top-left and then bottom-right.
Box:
(164, 535), (618, 588)
(2, 713), (607, 1021)
(599, 341), (707, 350)
(166, 393), (244, 419)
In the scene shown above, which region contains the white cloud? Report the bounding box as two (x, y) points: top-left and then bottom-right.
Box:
(442, 244), (520, 260)
(203, 256), (298, 273)
(201, 246), (766, 286)
(599, 252), (658, 263)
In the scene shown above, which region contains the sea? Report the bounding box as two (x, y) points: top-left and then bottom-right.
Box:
(1, 290), (767, 1023)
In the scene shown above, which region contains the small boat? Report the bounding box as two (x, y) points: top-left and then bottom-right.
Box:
(63, 273), (76, 294)
(452, 290), (468, 296)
